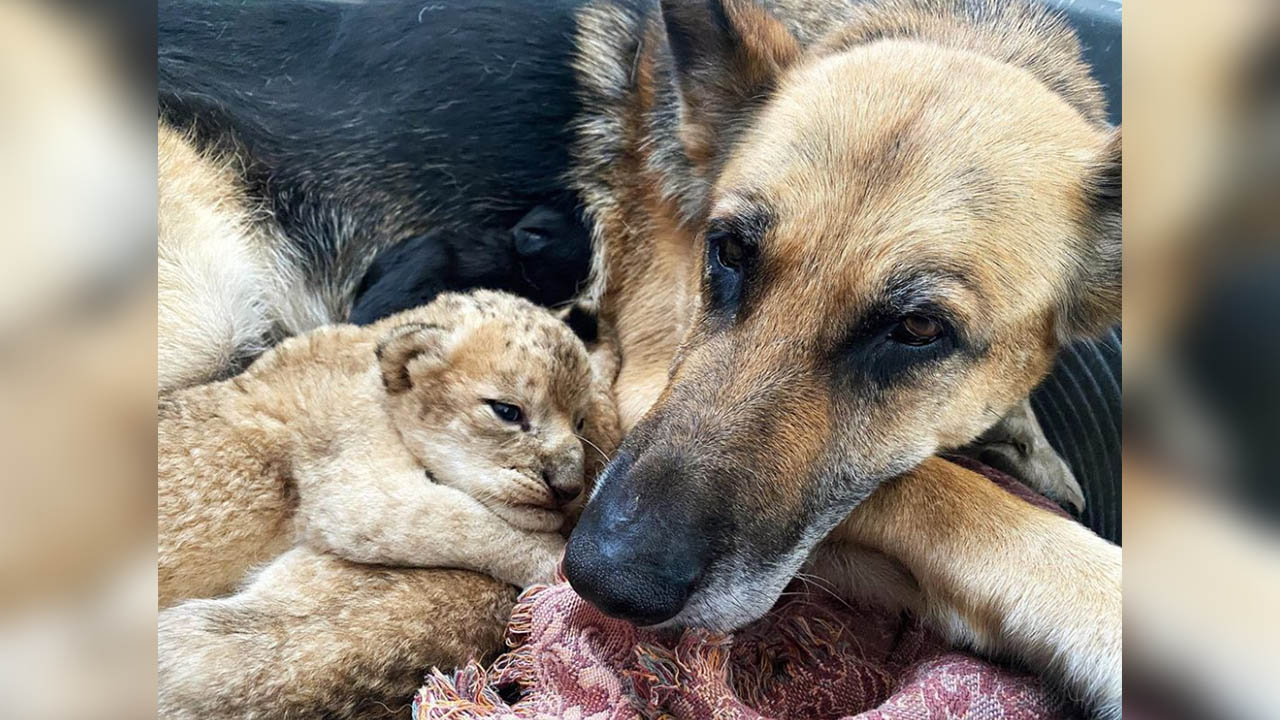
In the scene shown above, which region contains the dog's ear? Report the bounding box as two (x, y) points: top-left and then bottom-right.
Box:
(1060, 127), (1121, 340)
(661, 0), (799, 164)
(376, 322), (450, 394)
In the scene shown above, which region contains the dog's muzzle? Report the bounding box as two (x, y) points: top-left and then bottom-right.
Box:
(564, 452), (711, 626)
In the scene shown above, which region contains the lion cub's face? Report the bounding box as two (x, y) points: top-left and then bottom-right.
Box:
(374, 292), (607, 532)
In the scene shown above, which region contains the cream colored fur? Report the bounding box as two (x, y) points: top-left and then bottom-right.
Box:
(158, 290), (622, 719)
(818, 457), (1121, 718)
(159, 290), (611, 606)
(157, 124), (333, 393)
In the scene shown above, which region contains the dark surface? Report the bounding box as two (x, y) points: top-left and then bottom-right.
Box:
(1033, 0), (1122, 543)
(1030, 328), (1122, 543)
(1046, 0), (1121, 125)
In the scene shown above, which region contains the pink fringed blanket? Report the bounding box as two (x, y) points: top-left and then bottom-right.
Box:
(414, 460), (1076, 720)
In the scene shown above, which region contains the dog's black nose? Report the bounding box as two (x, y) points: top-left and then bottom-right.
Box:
(563, 457), (707, 626)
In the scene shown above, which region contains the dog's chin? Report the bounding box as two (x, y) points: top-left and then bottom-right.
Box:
(643, 530), (829, 633)
(651, 593), (771, 634)
(650, 566), (801, 634)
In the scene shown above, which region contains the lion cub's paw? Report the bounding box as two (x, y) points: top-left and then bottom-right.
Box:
(509, 531), (566, 588)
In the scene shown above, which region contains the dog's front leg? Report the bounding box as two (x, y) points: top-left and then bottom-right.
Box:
(826, 457), (1121, 718)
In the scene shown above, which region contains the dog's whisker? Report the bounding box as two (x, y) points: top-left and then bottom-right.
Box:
(789, 571), (857, 612)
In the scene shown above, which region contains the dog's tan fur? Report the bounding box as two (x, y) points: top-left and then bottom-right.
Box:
(158, 290), (621, 718)
(158, 123), (339, 393)
(158, 123), (275, 392)
(567, 0), (1121, 715)
(814, 458), (1121, 714)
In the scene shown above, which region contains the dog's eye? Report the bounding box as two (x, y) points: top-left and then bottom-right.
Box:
(575, 416), (586, 433)
(704, 229), (749, 315)
(712, 231), (746, 271)
(486, 400), (524, 424)
(890, 314), (943, 345)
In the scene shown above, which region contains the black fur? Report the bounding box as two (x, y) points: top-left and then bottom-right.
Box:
(159, 0), (593, 305)
(561, 305), (600, 345)
(349, 203), (592, 325)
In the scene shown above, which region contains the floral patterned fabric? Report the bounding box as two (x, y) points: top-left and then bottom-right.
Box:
(414, 461), (1075, 720)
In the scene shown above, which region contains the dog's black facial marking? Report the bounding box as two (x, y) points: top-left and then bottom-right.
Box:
(702, 206), (771, 322)
(831, 269), (984, 388)
(836, 304), (960, 387)
(704, 228), (748, 317)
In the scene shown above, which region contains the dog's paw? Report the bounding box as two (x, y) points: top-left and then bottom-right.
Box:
(969, 440), (1085, 513)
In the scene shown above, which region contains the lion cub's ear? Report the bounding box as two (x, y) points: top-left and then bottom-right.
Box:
(1061, 127), (1122, 340)
(376, 322), (449, 394)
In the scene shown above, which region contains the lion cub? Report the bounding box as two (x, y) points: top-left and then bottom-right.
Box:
(158, 290), (615, 608)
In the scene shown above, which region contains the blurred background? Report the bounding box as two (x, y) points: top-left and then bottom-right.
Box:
(0, 1), (156, 717)
(1124, 1), (1280, 717)
(0, 0), (1276, 717)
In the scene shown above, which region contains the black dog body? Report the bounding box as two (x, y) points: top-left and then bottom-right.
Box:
(160, 0), (594, 317)
(349, 203), (593, 324)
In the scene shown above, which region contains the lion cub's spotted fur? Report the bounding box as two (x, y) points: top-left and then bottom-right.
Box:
(158, 290), (620, 719)
(159, 290), (612, 605)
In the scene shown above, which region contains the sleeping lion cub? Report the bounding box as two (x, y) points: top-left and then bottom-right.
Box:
(159, 290), (616, 607)
(158, 291), (619, 718)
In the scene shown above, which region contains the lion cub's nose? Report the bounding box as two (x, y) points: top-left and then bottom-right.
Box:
(543, 468), (583, 506)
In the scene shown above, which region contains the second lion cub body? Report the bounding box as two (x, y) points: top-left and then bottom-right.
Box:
(159, 290), (616, 608)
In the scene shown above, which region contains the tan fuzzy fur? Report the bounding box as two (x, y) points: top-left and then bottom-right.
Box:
(159, 548), (516, 720)
(158, 290), (621, 718)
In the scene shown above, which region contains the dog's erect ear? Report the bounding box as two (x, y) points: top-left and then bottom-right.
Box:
(661, 0), (799, 164)
(376, 322), (449, 394)
(1060, 127), (1122, 340)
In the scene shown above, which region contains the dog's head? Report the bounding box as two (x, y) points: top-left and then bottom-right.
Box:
(565, 0), (1120, 629)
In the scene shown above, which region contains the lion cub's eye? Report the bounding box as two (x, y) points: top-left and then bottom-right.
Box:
(485, 400), (524, 424)
(890, 314), (944, 346)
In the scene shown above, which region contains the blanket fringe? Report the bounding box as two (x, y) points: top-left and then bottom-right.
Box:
(414, 579), (558, 719)
(412, 664), (504, 719)
(490, 578), (556, 689)
(628, 631), (732, 718)
(733, 599), (847, 706)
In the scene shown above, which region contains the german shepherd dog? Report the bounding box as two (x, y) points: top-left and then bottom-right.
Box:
(158, 0), (1120, 717)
